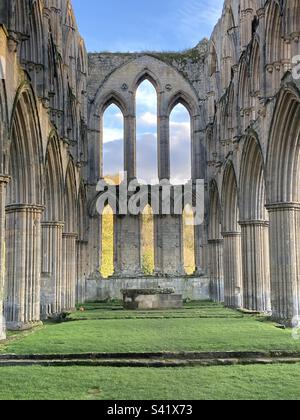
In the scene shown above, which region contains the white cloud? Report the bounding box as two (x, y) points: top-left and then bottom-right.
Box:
(175, 0), (224, 45)
(139, 112), (157, 126)
(103, 127), (123, 144)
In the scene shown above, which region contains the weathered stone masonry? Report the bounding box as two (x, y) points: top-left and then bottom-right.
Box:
(0, 0), (299, 334)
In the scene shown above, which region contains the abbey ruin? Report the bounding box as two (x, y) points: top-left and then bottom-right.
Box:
(0, 0), (300, 334)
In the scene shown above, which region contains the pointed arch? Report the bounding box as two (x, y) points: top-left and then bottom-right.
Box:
(239, 133), (271, 312)
(266, 84), (300, 322)
(20, 0), (44, 65)
(265, 0), (284, 66)
(208, 180), (222, 240)
(250, 37), (261, 94)
(7, 82), (43, 206)
(222, 162), (240, 233)
(132, 69), (162, 94)
(169, 102), (192, 184)
(168, 91), (198, 118)
(267, 85), (300, 204)
(98, 91), (128, 117)
(102, 102), (125, 182)
(239, 134), (267, 221)
(0, 76), (8, 174)
(44, 132), (64, 222)
(209, 41), (219, 77)
(238, 55), (250, 112)
(283, 1), (300, 38)
(64, 159), (77, 234)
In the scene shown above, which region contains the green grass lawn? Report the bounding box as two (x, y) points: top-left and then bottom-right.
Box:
(1, 301), (300, 400)
(0, 364), (299, 400)
(0, 302), (299, 355)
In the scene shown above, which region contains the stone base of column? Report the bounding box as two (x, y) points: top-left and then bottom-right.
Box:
(62, 233), (78, 312)
(223, 232), (243, 309)
(77, 240), (88, 304)
(208, 239), (224, 303)
(5, 204), (44, 329)
(267, 203), (300, 324)
(240, 220), (271, 313)
(6, 320), (43, 332)
(40, 222), (64, 318)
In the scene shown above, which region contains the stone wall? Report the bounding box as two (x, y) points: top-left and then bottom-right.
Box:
(85, 276), (210, 302)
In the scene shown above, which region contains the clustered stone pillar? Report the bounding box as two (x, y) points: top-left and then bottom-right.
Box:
(0, 176), (9, 338)
(40, 222), (64, 318)
(124, 115), (136, 181)
(76, 240), (88, 303)
(240, 220), (271, 312)
(114, 215), (142, 277)
(155, 215), (184, 276)
(4, 204), (44, 330)
(208, 239), (224, 303)
(88, 215), (101, 276)
(62, 233), (77, 311)
(267, 204), (300, 324)
(158, 115), (170, 181)
(194, 224), (204, 275)
(222, 232), (243, 308)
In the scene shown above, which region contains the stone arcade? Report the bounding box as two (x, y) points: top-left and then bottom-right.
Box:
(0, 0), (300, 335)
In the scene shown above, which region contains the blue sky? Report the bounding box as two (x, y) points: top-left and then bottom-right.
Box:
(72, 0), (224, 52)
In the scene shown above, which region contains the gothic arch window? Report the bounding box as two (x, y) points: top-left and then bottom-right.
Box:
(100, 204), (114, 278)
(265, 0), (283, 66)
(284, 2), (300, 38)
(209, 42), (219, 77)
(221, 35), (233, 90)
(239, 135), (268, 221)
(250, 38), (261, 119)
(141, 204), (154, 275)
(103, 103), (124, 184)
(136, 79), (158, 184)
(170, 103), (192, 184)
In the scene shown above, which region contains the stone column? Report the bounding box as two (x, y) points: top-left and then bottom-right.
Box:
(62, 233), (77, 311)
(208, 239), (224, 303)
(222, 232), (243, 308)
(158, 115), (170, 181)
(154, 215), (184, 276)
(124, 115), (136, 181)
(40, 222), (64, 318)
(267, 204), (300, 324)
(76, 240), (88, 304)
(0, 176), (9, 339)
(4, 204), (44, 330)
(114, 215), (142, 277)
(240, 220), (271, 313)
(194, 225), (203, 275)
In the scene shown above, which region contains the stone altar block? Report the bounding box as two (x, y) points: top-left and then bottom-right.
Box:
(122, 288), (183, 310)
